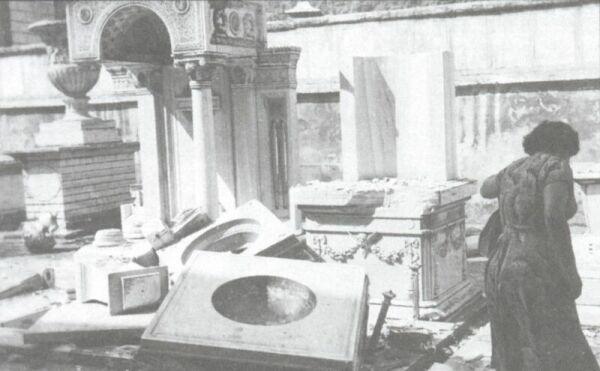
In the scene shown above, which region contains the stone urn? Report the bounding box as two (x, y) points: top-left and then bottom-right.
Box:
(27, 19), (119, 146)
(28, 20), (101, 122)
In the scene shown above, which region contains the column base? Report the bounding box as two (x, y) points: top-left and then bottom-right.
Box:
(35, 118), (121, 147)
(383, 280), (484, 322)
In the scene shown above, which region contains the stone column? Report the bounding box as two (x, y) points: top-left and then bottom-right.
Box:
(255, 47), (301, 213)
(105, 63), (169, 223)
(183, 60), (220, 221)
(228, 58), (260, 205)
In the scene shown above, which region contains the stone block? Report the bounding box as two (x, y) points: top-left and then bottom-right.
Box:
(23, 302), (153, 345)
(35, 118), (121, 147)
(291, 179), (479, 320)
(7, 142), (139, 233)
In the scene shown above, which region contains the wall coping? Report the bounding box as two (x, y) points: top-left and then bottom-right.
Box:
(0, 43), (46, 57)
(267, 0), (597, 32)
(296, 64), (600, 94)
(0, 94), (138, 110)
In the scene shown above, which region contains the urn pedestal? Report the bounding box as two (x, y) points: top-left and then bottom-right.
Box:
(12, 20), (135, 236)
(291, 179), (480, 321)
(8, 142), (139, 235)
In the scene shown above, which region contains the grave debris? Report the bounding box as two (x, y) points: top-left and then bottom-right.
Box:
(0, 268), (54, 300)
(139, 251), (369, 371)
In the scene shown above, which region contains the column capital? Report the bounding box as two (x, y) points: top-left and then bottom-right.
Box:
(175, 54), (226, 87)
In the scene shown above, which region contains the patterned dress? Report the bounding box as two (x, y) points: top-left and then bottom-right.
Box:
(485, 153), (599, 371)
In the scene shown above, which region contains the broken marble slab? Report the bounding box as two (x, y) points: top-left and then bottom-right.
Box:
(140, 251), (369, 370)
(158, 200), (322, 276)
(23, 302), (153, 345)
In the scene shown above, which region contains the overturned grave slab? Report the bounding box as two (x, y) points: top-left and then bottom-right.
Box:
(158, 200), (322, 273)
(140, 251), (369, 370)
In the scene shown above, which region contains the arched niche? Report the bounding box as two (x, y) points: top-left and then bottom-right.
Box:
(100, 5), (172, 65)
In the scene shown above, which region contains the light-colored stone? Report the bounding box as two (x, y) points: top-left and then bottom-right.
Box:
(342, 57), (397, 181)
(395, 51), (457, 181)
(66, 1), (301, 222)
(341, 51), (456, 182)
(141, 251), (369, 370)
(8, 142), (138, 232)
(291, 179), (478, 320)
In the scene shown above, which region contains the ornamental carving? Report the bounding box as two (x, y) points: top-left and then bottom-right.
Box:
(449, 223), (464, 251)
(173, 0), (190, 14)
(105, 63), (163, 93)
(76, 5), (94, 24)
(433, 223), (464, 258)
(228, 59), (256, 85)
(209, 0), (260, 48)
(370, 237), (421, 265)
(66, 1), (202, 62)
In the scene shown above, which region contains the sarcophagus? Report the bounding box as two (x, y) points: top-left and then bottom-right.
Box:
(140, 251), (369, 370)
(291, 179), (480, 320)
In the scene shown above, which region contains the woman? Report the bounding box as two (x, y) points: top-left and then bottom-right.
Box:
(481, 121), (599, 371)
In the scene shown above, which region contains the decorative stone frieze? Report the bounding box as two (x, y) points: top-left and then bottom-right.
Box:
(256, 47), (301, 88)
(105, 62), (163, 94)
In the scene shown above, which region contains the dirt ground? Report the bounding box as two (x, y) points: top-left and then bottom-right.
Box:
(2, 231), (600, 370)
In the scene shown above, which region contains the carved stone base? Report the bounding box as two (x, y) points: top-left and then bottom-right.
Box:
(292, 178), (480, 321)
(386, 280), (482, 321)
(8, 142), (139, 235)
(35, 118), (121, 147)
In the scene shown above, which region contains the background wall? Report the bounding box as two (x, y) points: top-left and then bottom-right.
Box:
(267, 0), (600, 187)
(0, 1), (64, 46)
(261, 0), (483, 21)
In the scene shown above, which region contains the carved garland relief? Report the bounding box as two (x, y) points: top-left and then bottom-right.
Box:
(308, 232), (421, 265)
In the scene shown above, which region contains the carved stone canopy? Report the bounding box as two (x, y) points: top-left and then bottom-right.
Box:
(66, 1), (267, 65)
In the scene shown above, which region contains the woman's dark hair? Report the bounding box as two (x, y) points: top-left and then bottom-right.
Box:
(522, 120), (580, 157)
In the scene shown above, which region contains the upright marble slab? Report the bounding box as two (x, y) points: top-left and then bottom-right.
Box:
(341, 57), (397, 181)
(340, 51), (457, 181)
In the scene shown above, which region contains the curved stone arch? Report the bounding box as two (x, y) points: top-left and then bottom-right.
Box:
(93, 2), (177, 62)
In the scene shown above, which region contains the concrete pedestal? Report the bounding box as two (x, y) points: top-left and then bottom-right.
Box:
(291, 179), (480, 320)
(8, 142), (139, 234)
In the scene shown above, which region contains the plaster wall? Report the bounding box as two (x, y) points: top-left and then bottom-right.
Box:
(267, 1), (600, 184)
